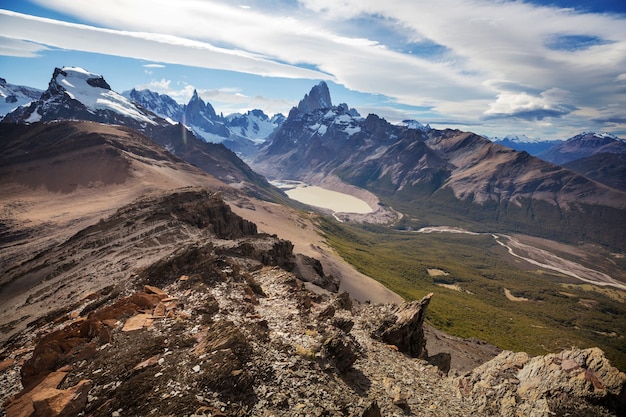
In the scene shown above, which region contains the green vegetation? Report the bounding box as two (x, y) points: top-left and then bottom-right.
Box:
(318, 218), (626, 371)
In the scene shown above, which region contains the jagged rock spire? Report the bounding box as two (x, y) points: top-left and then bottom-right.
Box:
(297, 81), (332, 114)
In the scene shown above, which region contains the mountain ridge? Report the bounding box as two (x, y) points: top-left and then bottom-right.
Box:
(254, 84), (626, 250)
(0, 77), (42, 119)
(538, 132), (626, 165)
(1, 67), (281, 200)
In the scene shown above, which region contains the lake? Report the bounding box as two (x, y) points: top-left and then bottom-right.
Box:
(271, 181), (373, 214)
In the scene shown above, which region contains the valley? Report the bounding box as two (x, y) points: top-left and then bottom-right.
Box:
(262, 171), (626, 369)
(1, 66), (625, 415)
(319, 216), (626, 370)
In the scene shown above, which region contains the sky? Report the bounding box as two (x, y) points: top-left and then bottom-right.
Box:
(1, 0), (625, 140)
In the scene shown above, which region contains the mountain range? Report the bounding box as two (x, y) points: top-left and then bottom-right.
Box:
(0, 67), (281, 201)
(489, 134), (562, 155)
(253, 83), (626, 250)
(124, 87), (284, 157)
(2, 67), (626, 249)
(0, 77), (42, 118)
(1, 66), (626, 416)
(538, 132), (626, 165)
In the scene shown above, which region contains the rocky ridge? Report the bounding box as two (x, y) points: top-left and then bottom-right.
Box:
(1, 189), (624, 417)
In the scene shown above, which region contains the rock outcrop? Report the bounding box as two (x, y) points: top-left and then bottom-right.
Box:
(296, 81), (332, 114)
(459, 348), (626, 416)
(371, 293), (433, 358)
(5, 369), (91, 417)
(2, 261), (625, 416)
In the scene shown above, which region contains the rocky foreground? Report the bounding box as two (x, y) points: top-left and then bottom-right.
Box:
(1, 190), (625, 417)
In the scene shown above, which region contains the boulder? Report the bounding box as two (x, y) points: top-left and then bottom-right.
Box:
(292, 254), (339, 292)
(31, 379), (91, 417)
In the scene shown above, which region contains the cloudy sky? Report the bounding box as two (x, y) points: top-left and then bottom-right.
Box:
(1, 0), (625, 139)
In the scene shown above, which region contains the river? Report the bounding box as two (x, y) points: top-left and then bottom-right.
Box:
(416, 226), (626, 291)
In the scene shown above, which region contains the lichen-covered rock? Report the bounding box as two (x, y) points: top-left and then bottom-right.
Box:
(458, 347), (626, 416)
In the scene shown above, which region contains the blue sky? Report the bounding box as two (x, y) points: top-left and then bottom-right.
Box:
(1, 0), (625, 140)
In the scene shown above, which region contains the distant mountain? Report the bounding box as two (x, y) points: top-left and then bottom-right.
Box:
(254, 83), (626, 250)
(399, 119), (431, 132)
(124, 88), (284, 157)
(490, 134), (562, 155)
(225, 110), (285, 143)
(0, 78), (42, 118)
(125, 88), (183, 123)
(563, 153), (626, 192)
(538, 132), (626, 165)
(1, 67), (280, 200)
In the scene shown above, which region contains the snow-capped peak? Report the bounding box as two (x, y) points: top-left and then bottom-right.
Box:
(490, 134), (547, 144)
(0, 78), (42, 118)
(225, 109), (283, 143)
(572, 132), (623, 142)
(400, 119), (431, 132)
(123, 88), (182, 124)
(51, 67), (156, 125)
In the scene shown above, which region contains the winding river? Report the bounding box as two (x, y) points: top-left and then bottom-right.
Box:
(416, 226), (626, 291)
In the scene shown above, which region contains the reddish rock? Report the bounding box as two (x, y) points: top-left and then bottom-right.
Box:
(79, 319), (101, 339)
(31, 379), (91, 417)
(0, 358), (15, 372)
(71, 342), (98, 362)
(121, 313), (153, 332)
(153, 302), (166, 318)
(132, 355), (159, 371)
(128, 292), (161, 309)
(98, 325), (112, 345)
(144, 285), (169, 299)
(5, 371), (68, 417)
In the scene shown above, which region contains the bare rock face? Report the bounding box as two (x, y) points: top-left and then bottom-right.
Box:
(371, 293), (433, 358)
(322, 331), (359, 372)
(296, 81), (332, 114)
(458, 347), (626, 416)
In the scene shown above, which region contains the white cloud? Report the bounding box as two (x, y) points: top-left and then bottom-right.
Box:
(484, 89), (577, 120)
(4, 0), (626, 136)
(143, 63), (165, 68)
(0, 10), (330, 80)
(0, 36), (48, 57)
